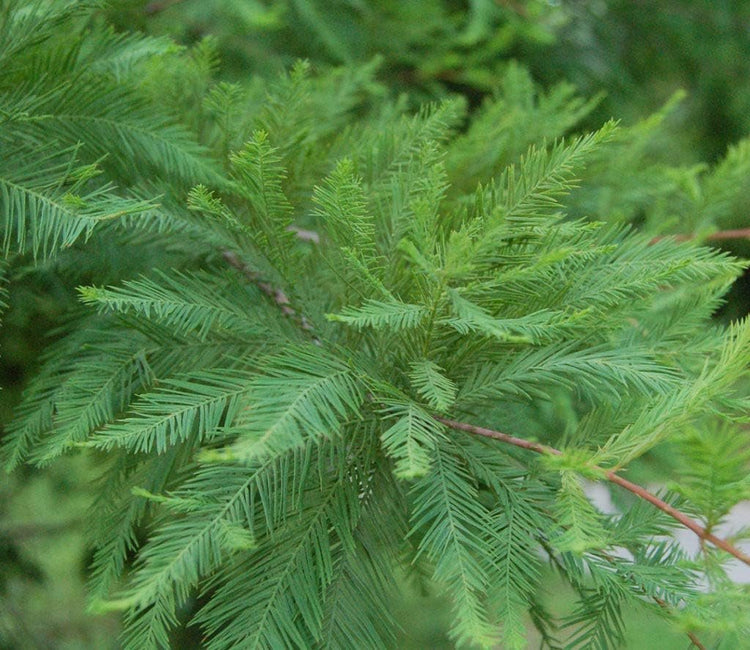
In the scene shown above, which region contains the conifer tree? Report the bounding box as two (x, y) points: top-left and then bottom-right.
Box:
(2, 2), (750, 648)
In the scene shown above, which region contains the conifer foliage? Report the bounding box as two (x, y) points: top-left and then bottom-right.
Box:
(2, 2), (750, 648)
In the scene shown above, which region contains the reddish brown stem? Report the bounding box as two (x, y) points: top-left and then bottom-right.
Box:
(222, 249), (320, 343)
(653, 596), (706, 649)
(436, 417), (750, 567)
(651, 227), (750, 244)
(704, 227), (750, 241)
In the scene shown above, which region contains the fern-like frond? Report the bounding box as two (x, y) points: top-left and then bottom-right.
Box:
(32, 338), (156, 465)
(228, 130), (297, 272)
(457, 341), (681, 408)
(1, 312), (267, 470)
(562, 580), (627, 650)
(551, 472), (609, 554)
(558, 543), (693, 650)
(408, 360), (457, 412)
(554, 232), (744, 315)
(595, 317), (750, 465)
(443, 288), (561, 344)
(356, 99), (465, 190)
(317, 467), (403, 649)
(78, 269), (270, 342)
(699, 136), (750, 227)
(192, 443), (371, 650)
(186, 183), (254, 242)
(218, 346), (365, 462)
(447, 62), (603, 190)
(670, 424), (750, 527)
(87, 448), (188, 605)
(0, 0), (94, 67)
(375, 140), (450, 275)
(496, 125), (616, 224)
(110, 461), (273, 647)
(607, 490), (685, 547)
(379, 400), (444, 479)
(327, 297), (427, 330)
(462, 123), (617, 262)
(489, 498), (544, 650)
(0, 143), (153, 259)
(314, 157), (375, 260)
(456, 439), (549, 649)
(7, 76), (221, 187)
(87, 369), (254, 453)
(124, 460), (276, 606)
(410, 444), (500, 648)
(82, 28), (178, 82)
(625, 542), (695, 605)
(2, 319), (137, 469)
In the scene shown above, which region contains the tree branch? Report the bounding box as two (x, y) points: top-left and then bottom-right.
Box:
(436, 417), (750, 567)
(651, 227), (750, 244)
(702, 227), (750, 242)
(652, 596), (706, 650)
(543, 537), (707, 650)
(221, 249), (320, 343)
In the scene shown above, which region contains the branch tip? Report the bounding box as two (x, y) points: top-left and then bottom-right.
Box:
(436, 416), (750, 567)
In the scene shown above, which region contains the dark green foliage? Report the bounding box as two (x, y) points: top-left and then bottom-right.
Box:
(527, 0), (750, 162)
(105, 0), (561, 95)
(2, 2), (750, 649)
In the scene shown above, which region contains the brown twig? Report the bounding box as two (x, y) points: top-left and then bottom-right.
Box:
(653, 597), (706, 649)
(436, 417), (750, 567)
(651, 227), (750, 244)
(703, 227), (750, 241)
(221, 249), (319, 342)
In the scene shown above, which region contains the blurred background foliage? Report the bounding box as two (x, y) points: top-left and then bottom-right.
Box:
(2, 0), (750, 647)
(104, 0), (750, 162)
